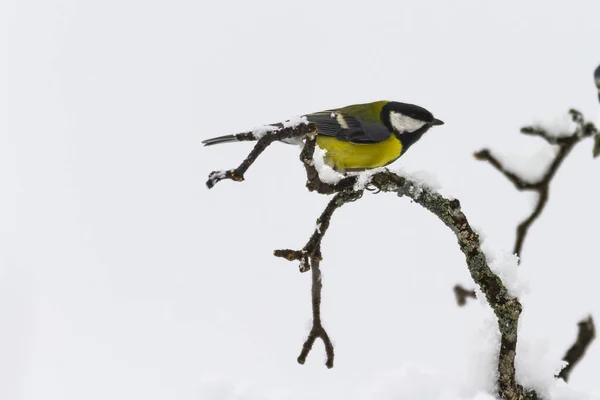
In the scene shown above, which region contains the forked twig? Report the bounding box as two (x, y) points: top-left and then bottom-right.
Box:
(297, 257), (335, 368)
(475, 109), (597, 257)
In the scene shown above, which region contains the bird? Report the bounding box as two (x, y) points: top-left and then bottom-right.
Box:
(202, 100), (444, 172)
(595, 64), (600, 103)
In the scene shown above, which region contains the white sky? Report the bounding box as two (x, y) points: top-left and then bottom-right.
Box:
(3, 0), (600, 399)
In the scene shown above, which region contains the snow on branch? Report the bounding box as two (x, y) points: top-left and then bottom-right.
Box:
(205, 122), (318, 188)
(206, 125), (543, 399)
(459, 109), (598, 383)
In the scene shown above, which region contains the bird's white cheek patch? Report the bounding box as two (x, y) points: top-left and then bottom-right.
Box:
(390, 111), (426, 133)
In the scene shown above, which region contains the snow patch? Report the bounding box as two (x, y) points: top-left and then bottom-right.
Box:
(366, 363), (496, 400)
(252, 116), (309, 141)
(480, 237), (529, 298)
(251, 125), (279, 139)
(198, 377), (285, 400)
(491, 145), (558, 184)
(364, 360), (593, 400)
(282, 115), (309, 129)
(549, 379), (597, 400)
(350, 167), (387, 191)
(312, 146), (344, 184)
(515, 336), (568, 399)
(530, 112), (578, 138)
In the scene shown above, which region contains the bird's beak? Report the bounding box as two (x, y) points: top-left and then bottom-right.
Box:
(431, 118), (444, 126)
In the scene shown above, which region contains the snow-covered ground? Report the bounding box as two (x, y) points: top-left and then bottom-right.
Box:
(3, 0), (600, 399)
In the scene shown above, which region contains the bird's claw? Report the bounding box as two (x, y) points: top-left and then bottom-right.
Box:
(365, 184), (381, 194)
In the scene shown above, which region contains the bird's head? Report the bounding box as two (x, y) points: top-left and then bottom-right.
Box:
(381, 101), (444, 135)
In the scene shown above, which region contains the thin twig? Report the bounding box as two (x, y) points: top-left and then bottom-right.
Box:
(475, 110), (596, 257)
(473, 150), (537, 191)
(557, 316), (596, 382)
(206, 123), (317, 188)
(296, 257), (335, 368)
(274, 189), (363, 272)
(474, 141), (576, 256)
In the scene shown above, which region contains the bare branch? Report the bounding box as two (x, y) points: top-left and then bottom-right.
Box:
(296, 257), (335, 368)
(473, 150), (537, 191)
(274, 189), (363, 272)
(206, 123), (317, 188)
(475, 110), (596, 257)
(520, 126), (573, 145)
(557, 316), (596, 382)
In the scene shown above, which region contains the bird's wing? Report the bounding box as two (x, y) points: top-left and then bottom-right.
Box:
(305, 111), (391, 144)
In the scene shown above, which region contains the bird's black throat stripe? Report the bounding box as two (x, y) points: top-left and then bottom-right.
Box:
(395, 124), (431, 155)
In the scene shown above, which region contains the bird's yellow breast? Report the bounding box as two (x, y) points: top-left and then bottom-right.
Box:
(316, 135), (403, 172)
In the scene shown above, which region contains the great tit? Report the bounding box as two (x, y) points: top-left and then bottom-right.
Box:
(202, 100), (444, 172)
(595, 64), (600, 102)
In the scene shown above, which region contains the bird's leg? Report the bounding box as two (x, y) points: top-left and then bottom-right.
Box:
(206, 123), (317, 188)
(365, 184), (381, 194)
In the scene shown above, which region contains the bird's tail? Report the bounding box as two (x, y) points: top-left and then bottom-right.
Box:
(202, 134), (241, 146)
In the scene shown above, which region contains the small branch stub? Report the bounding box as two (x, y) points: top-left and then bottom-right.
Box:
(454, 284), (477, 306)
(557, 316), (596, 382)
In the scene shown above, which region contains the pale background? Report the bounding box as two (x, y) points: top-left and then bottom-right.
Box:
(2, 0), (600, 399)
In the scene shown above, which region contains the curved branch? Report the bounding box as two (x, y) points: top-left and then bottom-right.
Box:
(295, 135), (536, 399)
(205, 125), (540, 399)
